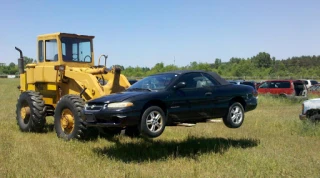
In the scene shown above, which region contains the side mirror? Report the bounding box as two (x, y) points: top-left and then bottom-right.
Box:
(174, 82), (186, 89)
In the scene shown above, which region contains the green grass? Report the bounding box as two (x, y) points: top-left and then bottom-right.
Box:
(1, 78), (320, 177)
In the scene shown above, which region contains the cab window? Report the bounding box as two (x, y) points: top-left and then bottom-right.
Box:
(45, 39), (58, 61)
(38, 40), (43, 62)
(61, 37), (92, 63)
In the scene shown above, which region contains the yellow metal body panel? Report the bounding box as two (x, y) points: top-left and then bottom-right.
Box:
(64, 67), (130, 99)
(26, 64), (36, 83)
(27, 84), (35, 91)
(47, 83), (57, 90)
(43, 97), (54, 106)
(19, 73), (26, 91)
(33, 65), (58, 83)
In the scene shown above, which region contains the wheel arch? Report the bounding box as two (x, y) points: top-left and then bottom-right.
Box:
(230, 96), (246, 110)
(306, 109), (320, 118)
(140, 99), (167, 119)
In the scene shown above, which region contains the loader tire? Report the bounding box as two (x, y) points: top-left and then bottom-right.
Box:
(54, 94), (98, 141)
(16, 91), (46, 132)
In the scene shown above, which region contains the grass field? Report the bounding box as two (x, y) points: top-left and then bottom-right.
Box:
(0, 78), (320, 177)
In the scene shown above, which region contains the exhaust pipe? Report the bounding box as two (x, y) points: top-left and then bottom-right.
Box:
(15, 47), (24, 74)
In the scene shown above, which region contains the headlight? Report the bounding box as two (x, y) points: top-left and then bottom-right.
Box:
(107, 102), (133, 108)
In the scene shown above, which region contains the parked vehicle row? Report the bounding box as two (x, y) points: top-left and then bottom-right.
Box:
(229, 79), (320, 123)
(228, 80), (257, 90)
(229, 78), (320, 99)
(308, 84), (320, 95)
(300, 79), (318, 88)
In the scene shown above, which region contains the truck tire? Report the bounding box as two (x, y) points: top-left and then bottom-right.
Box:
(16, 91), (46, 132)
(54, 94), (96, 140)
(310, 114), (320, 123)
(140, 106), (166, 138)
(223, 102), (244, 128)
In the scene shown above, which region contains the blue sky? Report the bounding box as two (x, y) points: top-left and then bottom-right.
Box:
(0, 0), (319, 68)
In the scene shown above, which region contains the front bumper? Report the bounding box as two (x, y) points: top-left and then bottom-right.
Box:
(83, 108), (141, 128)
(299, 114), (307, 120)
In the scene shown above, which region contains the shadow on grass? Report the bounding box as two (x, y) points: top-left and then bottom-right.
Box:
(93, 136), (260, 163)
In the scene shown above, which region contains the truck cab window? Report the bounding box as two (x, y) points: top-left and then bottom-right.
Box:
(45, 39), (58, 61)
(38, 41), (43, 62)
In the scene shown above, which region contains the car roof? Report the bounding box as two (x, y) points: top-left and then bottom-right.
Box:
(153, 70), (230, 85)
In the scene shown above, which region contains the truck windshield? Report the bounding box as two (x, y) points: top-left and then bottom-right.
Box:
(61, 37), (92, 63)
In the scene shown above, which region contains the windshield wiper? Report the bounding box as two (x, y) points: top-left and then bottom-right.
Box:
(127, 88), (152, 92)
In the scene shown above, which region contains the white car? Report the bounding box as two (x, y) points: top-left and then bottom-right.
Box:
(299, 98), (320, 122)
(300, 79), (318, 88)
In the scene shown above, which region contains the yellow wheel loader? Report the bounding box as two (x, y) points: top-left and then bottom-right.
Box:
(15, 32), (130, 140)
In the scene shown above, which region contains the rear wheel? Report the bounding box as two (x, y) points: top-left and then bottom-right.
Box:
(223, 102), (244, 128)
(54, 95), (96, 140)
(16, 91), (46, 132)
(140, 106), (166, 138)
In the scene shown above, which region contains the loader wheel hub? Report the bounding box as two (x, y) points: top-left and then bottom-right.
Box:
(61, 109), (75, 134)
(20, 106), (30, 120)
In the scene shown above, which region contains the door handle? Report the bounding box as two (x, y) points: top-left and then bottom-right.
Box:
(205, 92), (212, 96)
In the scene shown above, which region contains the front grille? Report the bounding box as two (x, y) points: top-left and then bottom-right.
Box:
(85, 103), (106, 111)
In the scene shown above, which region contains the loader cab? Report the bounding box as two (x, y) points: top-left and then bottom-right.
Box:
(21, 32), (96, 85)
(37, 32), (95, 67)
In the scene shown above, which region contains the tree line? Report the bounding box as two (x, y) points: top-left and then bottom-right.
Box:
(0, 57), (35, 75)
(1, 53), (319, 79)
(122, 52), (320, 79)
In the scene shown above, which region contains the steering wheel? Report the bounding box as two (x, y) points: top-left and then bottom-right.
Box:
(83, 55), (91, 62)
